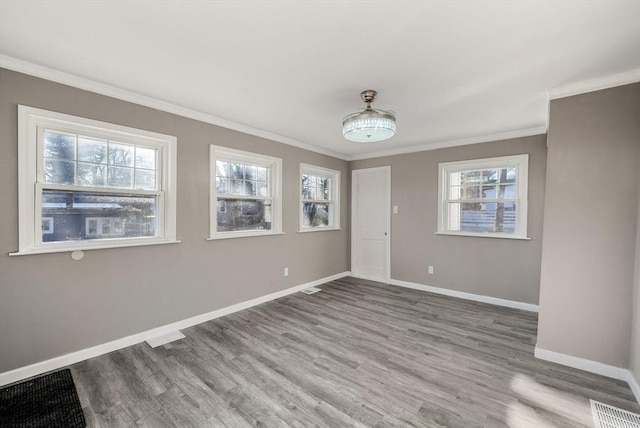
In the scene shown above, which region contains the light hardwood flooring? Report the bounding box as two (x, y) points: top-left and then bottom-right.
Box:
(70, 277), (639, 427)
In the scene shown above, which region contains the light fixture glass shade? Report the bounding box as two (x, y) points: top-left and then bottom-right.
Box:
(342, 90), (396, 143)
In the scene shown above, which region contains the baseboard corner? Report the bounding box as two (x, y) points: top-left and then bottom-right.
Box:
(534, 345), (630, 383)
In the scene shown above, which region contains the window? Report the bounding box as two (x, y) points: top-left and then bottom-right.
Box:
(85, 218), (126, 238)
(299, 164), (340, 231)
(41, 217), (54, 234)
(210, 145), (282, 239)
(438, 154), (529, 239)
(13, 106), (178, 255)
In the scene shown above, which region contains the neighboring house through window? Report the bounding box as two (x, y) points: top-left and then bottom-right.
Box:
(299, 164), (340, 231)
(13, 106), (178, 255)
(438, 154), (529, 239)
(210, 145), (282, 239)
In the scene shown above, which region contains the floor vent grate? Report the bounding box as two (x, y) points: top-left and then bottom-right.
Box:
(300, 287), (322, 295)
(591, 400), (640, 428)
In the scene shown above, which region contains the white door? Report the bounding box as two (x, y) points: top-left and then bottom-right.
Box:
(351, 166), (390, 283)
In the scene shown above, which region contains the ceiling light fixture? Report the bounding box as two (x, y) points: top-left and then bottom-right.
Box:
(342, 90), (396, 143)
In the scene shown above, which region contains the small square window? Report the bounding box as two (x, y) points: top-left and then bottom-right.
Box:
(438, 155), (529, 239)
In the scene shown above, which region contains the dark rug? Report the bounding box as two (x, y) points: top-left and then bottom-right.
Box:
(0, 369), (86, 428)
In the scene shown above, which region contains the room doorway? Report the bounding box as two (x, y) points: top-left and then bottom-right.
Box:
(351, 166), (391, 283)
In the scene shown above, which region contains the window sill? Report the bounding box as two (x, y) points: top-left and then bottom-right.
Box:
(297, 228), (342, 233)
(9, 238), (181, 256)
(207, 231), (285, 241)
(435, 231), (531, 240)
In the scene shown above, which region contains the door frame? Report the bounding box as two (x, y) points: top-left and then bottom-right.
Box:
(351, 166), (391, 283)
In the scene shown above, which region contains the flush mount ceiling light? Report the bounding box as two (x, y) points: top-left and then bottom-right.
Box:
(342, 90), (396, 143)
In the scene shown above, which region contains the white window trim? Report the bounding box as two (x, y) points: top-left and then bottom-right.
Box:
(11, 105), (179, 256)
(437, 154), (529, 240)
(209, 145), (283, 240)
(298, 163), (341, 232)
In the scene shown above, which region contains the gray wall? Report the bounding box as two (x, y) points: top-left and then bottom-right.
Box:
(0, 69), (349, 373)
(538, 83), (640, 368)
(631, 172), (640, 383)
(350, 135), (547, 305)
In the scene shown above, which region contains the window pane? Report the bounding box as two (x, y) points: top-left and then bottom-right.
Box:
(302, 202), (329, 227)
(481, 185), (496, 199)
(135, 169), (156, 190)
(460, 170), (482, 185)
(217, 199), (272, 232)
(244, 164), (257, 180)
(41, 190), (157, 242)
(498, 183), (515, 199)
(216, 161), (230, 178)
(109, 143), (134, 167)
(216, 176), (229, 194)
(318, 177), (330, 200)
(78, 163), (106, 187)
(77, 137), (107, 164)
(230, 163), (243, 179)
(483, 169), (498, 184)
(230, 179), (244, 195)
(256, 182), (269, 197)
(449, 185), (461, 200)
(135, 146), (157, 170)
(44, 131), (76, 160)
(500, 168), (516, 183)
(257, 167), (268, 182)
(108, 166), (134, 188)
(461, 185), (480, 200)
(44, 159), (75, 184)
(449, 201), (516, 234)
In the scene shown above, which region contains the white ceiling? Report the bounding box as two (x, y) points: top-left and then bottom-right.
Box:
(1, 1), (639, 160)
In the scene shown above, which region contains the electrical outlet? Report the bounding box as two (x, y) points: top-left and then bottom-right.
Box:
(284, 267), (289, 277)
(428, 266), (434, 275)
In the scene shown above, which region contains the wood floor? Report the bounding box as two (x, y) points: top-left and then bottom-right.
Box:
(70, 277), (639, 427)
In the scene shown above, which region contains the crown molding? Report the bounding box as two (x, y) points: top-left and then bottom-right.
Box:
(3, 55), (637, 163)
(547, 69), (640, 100)
(0, 54), (348, 160)
(346, 126), (548, 161)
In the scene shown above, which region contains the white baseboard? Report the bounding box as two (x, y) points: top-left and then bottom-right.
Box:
(626, 371), (640, 405)
(0, 271), (350, 387)
(535, 346), (640, 405)
(389, 279), (539, 312)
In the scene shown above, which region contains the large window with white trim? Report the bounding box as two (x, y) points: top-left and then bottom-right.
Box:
(210, 145), (282, 239)
(13, 106), (178, 255)
(438, 154), (529, 239)
(299, 164), (340, 231)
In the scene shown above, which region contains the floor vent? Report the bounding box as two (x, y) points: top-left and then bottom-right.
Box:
(300, 287), (322, 295)
(591, 400), (640, 428)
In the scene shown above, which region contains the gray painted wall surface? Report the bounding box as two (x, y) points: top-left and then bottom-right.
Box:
(538, 83), (640, 368)
(350, 135), (547, 305)
(0, 69), (349, 373)
(631, 173), (640, 383)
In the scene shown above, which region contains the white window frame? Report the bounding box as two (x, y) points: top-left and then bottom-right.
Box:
(299, 164), (341, 232)
(209, 145), (282, 240)
(437, 154), (529, 240)
(11, 105), (178, 256)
